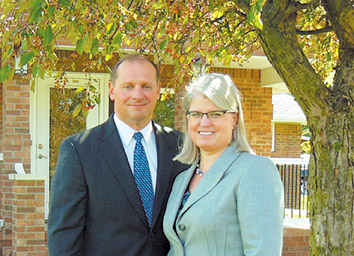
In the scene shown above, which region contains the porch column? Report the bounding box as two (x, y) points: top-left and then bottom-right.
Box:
(9, 174), (47, 256)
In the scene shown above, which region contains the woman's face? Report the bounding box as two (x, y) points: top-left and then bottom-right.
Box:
(188, 95), (237, 156)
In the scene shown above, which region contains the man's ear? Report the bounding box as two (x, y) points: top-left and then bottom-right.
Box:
(109, 81), (115, 101)
(157, 83), (161, 99)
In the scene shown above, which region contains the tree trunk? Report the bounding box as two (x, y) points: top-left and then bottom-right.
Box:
(308, 45), (354, 255)
(256, 1), (354, 255)
(309, 113), (354, 255)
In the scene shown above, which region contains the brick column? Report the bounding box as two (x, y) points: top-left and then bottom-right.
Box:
(1, 75), (32, 254)
(9, 174), (47, 256)
(173, 86), (187, 132)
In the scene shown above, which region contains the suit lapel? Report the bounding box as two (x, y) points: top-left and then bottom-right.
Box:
(179, 147), (242, 217)
(151, 123), (175, 228)
(97, 116), (148, 227)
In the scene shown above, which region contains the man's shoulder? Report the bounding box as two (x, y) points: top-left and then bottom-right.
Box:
(64, 118), (112, 146)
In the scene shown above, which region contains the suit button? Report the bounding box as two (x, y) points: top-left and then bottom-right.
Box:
(178, 224), (186, 231)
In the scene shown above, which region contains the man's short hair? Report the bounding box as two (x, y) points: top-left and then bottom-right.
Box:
(110, 53), (160, 85)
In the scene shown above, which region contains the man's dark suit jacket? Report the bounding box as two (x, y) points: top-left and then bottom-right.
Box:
(47, 115), (186, 256)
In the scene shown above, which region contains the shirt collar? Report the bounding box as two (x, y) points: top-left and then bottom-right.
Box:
(113, 114), (154, 147)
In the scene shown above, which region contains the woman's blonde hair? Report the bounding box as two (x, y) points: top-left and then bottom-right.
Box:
(174, 73), (253, 164)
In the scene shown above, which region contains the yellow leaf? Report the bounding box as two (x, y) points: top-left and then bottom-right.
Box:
(73, 104), (82, 117)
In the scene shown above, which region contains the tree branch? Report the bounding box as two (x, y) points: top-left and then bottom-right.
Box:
(321, 0), (354, 48)
(294, 0), (321, 12)
(258, 0), (330, 116)
(296, 25), (334, 35)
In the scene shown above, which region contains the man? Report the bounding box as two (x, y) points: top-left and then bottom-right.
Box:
(48, 54), (185, 255)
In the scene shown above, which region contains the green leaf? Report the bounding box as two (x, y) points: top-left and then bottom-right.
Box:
(36, 27), (45, 38)
(246, 3), (263, 29)
(124, 22), (132, 31)
(29, 4), (42, 23)
(211, 10), (223, 20)
(73, 104), (82, 117)
(30, 79), (36, 92)
(159, 39), (168, 50)
(3, 3), (16, 18)
(106, 23), (115, 35)
(1, 0), (12, 7)
(32, 62), (39, 77)
(20, 51), (34, 67)
(29, 0), (42, 23)
(21, 39), (28, 50)
(130, 20), (138, 29)
(17, 0), (31, 14)
(48, 5), (55, 17)
(0, 64), (11, 82)
(59, 0), (70, 7)
(38, 63), (45, 79)
(44, 26), (53, 45)
(8, 67), (15, 80)
(78, 24), (85, 35)
(76, 33), (88, 55)
(247, 4), (256, 24)
(30, 0), (42, 9)
(256, 0), (266, 11)
(112, 32), (122, 47)
(91, 38), (99, 55)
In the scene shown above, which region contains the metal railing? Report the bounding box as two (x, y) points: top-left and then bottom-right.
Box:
(276, 164), (309, 218)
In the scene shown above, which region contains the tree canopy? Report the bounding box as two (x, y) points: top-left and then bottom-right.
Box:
(1, 0), (354, 255)
(0, 0), (339, 83)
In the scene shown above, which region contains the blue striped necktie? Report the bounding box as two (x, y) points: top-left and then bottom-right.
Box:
(133, 132), (154, 227)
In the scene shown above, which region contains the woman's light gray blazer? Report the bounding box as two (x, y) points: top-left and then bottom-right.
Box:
(163, 146), (284, 256)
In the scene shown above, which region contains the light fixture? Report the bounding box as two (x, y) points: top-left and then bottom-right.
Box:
(14, 51), (28, 75)
(192, 55), (206, 77)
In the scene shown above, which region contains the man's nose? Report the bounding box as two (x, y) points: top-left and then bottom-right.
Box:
(132, 86), (144, 98)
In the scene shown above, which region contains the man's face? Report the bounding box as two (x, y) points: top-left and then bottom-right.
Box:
(109, 60), (160, 130)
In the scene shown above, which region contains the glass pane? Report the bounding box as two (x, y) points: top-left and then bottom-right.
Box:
(49, 88), (86, 181)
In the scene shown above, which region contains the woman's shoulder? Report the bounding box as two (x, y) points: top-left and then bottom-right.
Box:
(233, 152), (281, 184)
(237, 150), (274, 164)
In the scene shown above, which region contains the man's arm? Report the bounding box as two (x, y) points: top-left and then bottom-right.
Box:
(47, 138), (88, 256)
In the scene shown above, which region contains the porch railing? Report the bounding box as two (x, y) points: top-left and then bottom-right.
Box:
(277, 164), (309, 218)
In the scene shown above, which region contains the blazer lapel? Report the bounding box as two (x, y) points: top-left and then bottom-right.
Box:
(167, 164), (196, 222)
(179, 147), (243, 217)
(97, 116), (148, 227)
(151, 123), (175, 228)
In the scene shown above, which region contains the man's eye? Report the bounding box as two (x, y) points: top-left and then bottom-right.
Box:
(123, 85), (133, 89)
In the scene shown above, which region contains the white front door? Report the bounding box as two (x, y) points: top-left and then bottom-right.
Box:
(30, 72), (109, 218)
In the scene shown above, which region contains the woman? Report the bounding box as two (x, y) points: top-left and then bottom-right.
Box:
(163, 73), (284, 255)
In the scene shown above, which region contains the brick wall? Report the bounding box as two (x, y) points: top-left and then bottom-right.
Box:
(0, 74), (32, 255)
(283, 227), (310, 256)
(173, 68), (273, 156)
(9, 175), (47, 256)
(272, 123), (302, 158)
